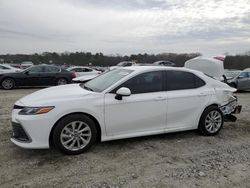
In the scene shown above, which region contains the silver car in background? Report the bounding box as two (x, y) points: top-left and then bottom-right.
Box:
(226, 69), (250, 90)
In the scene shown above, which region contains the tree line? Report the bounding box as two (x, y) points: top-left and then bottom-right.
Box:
(0, 52), (249, 70)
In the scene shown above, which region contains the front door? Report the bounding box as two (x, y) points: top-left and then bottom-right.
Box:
(21, 66), (44, 86)
(104, 71), (167, 136)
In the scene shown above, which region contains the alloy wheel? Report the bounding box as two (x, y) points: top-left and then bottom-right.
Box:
(60, 121), (92, 151)
(2, 78), (14, 89)
(57, 78), (67, 85)
(205, 110), (222, 133)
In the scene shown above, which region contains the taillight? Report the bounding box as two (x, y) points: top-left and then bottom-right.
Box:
(72, 72), (77, 78)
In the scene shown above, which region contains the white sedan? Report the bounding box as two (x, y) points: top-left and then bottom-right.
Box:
(67, 66), (101, 77)
(0, 64), (21, 74)
(11, 66), (241, 155)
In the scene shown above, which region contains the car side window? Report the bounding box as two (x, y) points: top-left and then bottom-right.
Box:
(71, 68), (81, 72)
(124, 63), (132, 67)
(44, 66), (60, 73)
(166, 71), (205, 91)
(82, 68), (93, 72)
(112, 71), (164, 94)
(239, 72), (249, 78)
(28, 66), (44, 73)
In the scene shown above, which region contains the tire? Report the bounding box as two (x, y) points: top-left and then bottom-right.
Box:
(1, 78), (15, 90)
(198, 106), (224, 136)
(56, 78), (68, 85)
(53, 114), (97, 155)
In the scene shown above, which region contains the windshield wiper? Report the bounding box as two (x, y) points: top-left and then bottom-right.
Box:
(83, 85), (93, 91)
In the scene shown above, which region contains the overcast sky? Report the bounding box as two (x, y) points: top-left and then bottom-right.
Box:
(0, 0), (250, 56)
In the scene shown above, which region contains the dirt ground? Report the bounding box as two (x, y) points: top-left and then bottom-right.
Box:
(0, 88), (250, 188)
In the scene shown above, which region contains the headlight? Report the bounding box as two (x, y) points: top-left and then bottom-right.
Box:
(18, 106), (54, 115)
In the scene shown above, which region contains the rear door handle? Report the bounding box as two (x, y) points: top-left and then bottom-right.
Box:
(198, 92), (209, 96)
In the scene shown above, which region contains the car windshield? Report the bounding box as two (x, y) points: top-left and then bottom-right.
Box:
(81, 69), (133, 92)
(224, 71), (241, 78)
(21, 65), (35, 72)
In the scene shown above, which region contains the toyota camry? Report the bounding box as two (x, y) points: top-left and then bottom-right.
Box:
(11, 66), (241, 154)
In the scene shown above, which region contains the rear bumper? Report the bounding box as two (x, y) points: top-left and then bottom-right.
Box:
(220, 96), (242, 122)
(220, 97), (241, 114)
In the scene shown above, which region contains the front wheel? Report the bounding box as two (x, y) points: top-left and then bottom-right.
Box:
(1, 78), (15, 90)
(198, 106), (224, 136)
(53, 114), (97, 155)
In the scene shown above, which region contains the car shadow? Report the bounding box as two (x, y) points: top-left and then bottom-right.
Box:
(98, 130), (197, 147)
(11, 130), (198, 158)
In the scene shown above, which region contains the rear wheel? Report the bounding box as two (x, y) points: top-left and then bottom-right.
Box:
(56, 78), (68, 85)
(1, 78), (15, 90)
(198, 106), (223, 136)
(53, 114), (97, 155)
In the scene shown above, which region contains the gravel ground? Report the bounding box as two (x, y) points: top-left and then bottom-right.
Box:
(0, 88), (250, 188)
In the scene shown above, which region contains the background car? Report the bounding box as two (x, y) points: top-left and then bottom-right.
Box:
(109, 61), (136, 70)
(224, 70), (241, 80)
(72, 74), (99, 83)
(20, 61), (34, 69)
(153, 60), (176, 67)
(67, 66), (101, 77)
(0, 64), (21, 74)
(227, 69), (250, 90)
(0, 65), (76, 89)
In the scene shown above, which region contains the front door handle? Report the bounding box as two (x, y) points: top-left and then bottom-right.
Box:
(154, 96), (166, 101)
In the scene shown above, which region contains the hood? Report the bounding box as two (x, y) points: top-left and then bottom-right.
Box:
(1, 71), (23, 76)
(19, 84), (92, 106)
(185, 57), (224, 79)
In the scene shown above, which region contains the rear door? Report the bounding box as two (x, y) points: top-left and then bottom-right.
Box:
(165, 70), (211, 130)
(41, 66), (61, 85)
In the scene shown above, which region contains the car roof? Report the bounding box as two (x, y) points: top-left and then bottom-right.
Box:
(69, 66), (91, 69)
(121, 65), (201, 74)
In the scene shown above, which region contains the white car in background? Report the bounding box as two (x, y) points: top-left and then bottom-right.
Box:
(11, 66), (241, 155)
(72, 74), (100, 83)
(67, 66), (101, 77)
(0, 64), (21, 74)
(109, 61), (136, 70)
(20, 62), (34, 69)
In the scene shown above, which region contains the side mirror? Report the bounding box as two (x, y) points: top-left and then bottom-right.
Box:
(24, 71), (29, 75)
(115, 87), (131, 100)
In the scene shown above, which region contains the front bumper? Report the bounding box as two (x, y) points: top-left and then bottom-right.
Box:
(10, 107), (56, 149)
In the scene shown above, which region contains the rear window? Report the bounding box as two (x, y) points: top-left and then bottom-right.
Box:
(166, 71), (205, 91)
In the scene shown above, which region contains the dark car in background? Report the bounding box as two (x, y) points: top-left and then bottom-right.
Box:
(0, 65), (76, 89)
